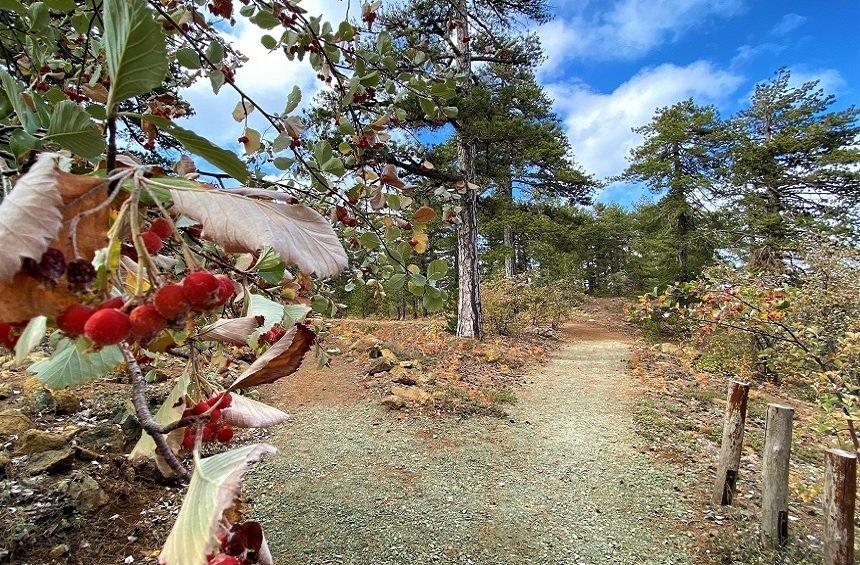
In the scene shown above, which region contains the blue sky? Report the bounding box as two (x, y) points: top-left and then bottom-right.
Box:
(181, 0), (859, 207)
(537, 0), (860, 206)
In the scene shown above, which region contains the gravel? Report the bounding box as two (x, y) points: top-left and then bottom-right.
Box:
(247, 336), (696, 564)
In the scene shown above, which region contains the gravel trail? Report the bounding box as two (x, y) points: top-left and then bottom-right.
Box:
(246, 323), (696, 564)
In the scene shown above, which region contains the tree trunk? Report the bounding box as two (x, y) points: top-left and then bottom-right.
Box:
(454, 2), (483, 339)
(502, 177), (515, 278)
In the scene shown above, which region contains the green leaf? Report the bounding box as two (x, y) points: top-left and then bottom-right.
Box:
(145, 115), (249, 183)
(422, 286), (445, 312)
(321, 157), (345, 176)
(384, 273), (406, 292)
(427, 258), (448, 281)
(14, 316), (46, 366)
(283, 303), (311, 327)
(284, 86), (302, 114)
(358, 232), (380, 250)
(103, 0), (168, 110)
(206, 41), (224, 64)
(29, 337), (124, 389)
(175, 47), (201, 69)
(247, 293), (284, 332)
(250, 10), (279, 29)
(260, 34), (277, 50)
(9, 129), (42, 159)
(273, 156), (293, 170)
(0, 70), (38, 133)
(418, 97), (436, 118)
(312, 140), (333, 164)
(159, 444), (276, 565)
(45, 100), (105, 158)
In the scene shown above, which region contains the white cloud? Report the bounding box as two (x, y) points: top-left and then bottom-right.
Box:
(547, 61), (743, 181)
(539, 0), (745, 74)
(788, 67), (846, 94)
(771, 13), (806, 36)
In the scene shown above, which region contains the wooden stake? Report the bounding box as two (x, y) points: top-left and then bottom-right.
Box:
(823, 448), (856, 565)
(761, 403), (794, 547)
(712, 380), (750, 506)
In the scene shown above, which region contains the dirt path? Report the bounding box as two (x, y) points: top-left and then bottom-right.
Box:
(246, 319), (697, 564)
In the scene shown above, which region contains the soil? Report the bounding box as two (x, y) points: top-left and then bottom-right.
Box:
(244, 303), (697, 564)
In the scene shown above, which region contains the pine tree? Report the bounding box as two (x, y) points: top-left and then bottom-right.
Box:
(621, 99), (723, 283)
(724, 68), (860, 270)
(380, 0), (552, 338)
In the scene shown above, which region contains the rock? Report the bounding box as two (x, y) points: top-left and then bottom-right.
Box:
(77, 422), (124, 451)
(399, 359), (422, 370)
(368, 356), (396, 375)
(26, 447), (75, 474)
(390, 385), (432, 404)
(380, 395), (405, 410)
(0, 382), (13, 400)
(0, 452), (8, 478)
(15, 429), (67, 454)
(0, 408), (34, 437)
(33, 388), (56, 411)
(391, 368), (419, 386)
(114, 409), (142, 444)
(63, 472), (109, 513)
(49, 544), (70, 558)
(53, 389), (82, 414)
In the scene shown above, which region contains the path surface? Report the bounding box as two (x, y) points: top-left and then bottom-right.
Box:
(246, 321), (696, 564)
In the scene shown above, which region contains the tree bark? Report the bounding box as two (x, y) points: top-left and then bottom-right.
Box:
(712, 380), (750, 505)
(503, 176), (515, 278)
(824, 448), (856, 565)
(454, 0), (483, 339)
(761, 403), (794, 547)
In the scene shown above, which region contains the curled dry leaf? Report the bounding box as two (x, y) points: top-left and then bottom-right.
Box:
(368, 185), (386, 210)
(412, 205), (437, 223)
(158, 443), (276, 565)
(380, 163), (405, 189)
(196, 315), (265, 344)
(232, 99), (255, 122)
(0, 155), (111, 321)
(0, 153), (64, 280)
(241, 128), (261, 154)
(283, 115), (306, 138)
(174, 155), (197, 176)
(81, 83), (109, 103)
(170, 187), (348, 277)
(220, 394), (289, 428)
(230, 323), (315, 390)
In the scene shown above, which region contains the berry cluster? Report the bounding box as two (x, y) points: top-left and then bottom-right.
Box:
(259, 324), (286, 345)
(181, 392), (234, 450)
(20, 247), (97, 290)
(56, 270), (236, 346)
(207, 0), (233, 19)
(139, 217), (173, 255)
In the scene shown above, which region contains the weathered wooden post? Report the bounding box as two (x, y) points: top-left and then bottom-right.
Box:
(823, 448), (856, 565)
(761, 403), (794, 547)
(711, 380), (750, 505)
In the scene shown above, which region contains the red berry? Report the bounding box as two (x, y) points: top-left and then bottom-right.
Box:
(57, 304), (96, 336)
(216, 424), (233, 443)
(237, 135), (249, 143)
(154, 284), (191, 319)
(149, 217), (173, 239)
(214, 274), (237, 306)
(183, 271), (221, 310)
(182, 427), (196, 450)
(210, 408), (222, 421)
(66, 259), (96, 288)
(0, 322), (15, 350)
(202, 422), (217, 441)
(192, 401), (211, 416)
(129, 304), (166, 339)
(83, 308), (131, 346)
(98, 296), (126, 310)
(140, 230), (163, 254)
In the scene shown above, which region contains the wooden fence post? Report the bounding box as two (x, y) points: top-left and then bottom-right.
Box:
(761, 403), (794, 547)
(823, 448), (856, 565)
(711, 380), (750, 506)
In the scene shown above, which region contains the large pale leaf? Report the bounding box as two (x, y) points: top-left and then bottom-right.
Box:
(45, 100), (105, 158)
(146, 116), (249, 183)
(283, 303), (311, 327)
(170, 188), (347, 277)
(129, 369), (190, 464)
(230, 324), (315, 390)
(0, 70), (38, 133)
(103, 0), (168, 109)
(221, 394), (289, 428)
(13, 316), (46, 366)
(29, 337), (124, 389)
(196, 316), (264, 344)
(0, 153), (63, 280)
(159, 443), (276, 565)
